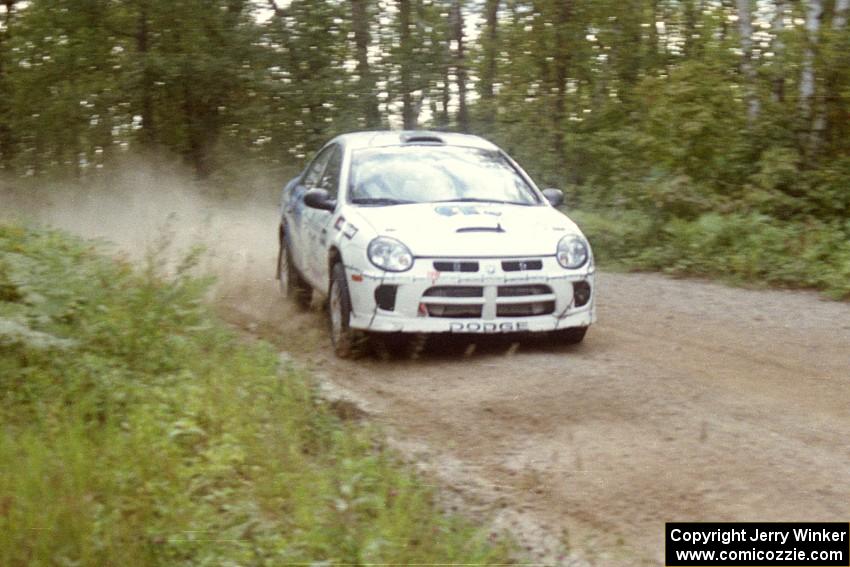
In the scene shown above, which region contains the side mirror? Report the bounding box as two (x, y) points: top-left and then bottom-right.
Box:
(303, 188), (336, 212)
(543, 188), (564, 207)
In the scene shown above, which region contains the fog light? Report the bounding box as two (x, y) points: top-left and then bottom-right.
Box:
(573, 281), (591, 307)
(374, 285), (398, 311)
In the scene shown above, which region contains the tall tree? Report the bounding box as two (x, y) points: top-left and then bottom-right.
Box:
(397, 0), (415, 128)
(133, 0), (155, 146)
(0, 0), (20, 170)
(811, 0), (850, 150)
(478, 0), (499, 114)
(770, 0), (788, 103)
(452, 0), (468, 132)
(552, 0), (572, 160)
(799, 0), (823, 133)
(351, 0), (380, 128)
(835, 0), (850, 27)
(736, 0), (759, 122)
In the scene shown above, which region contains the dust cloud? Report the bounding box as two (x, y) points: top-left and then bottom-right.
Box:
(0, 159), (322, 344)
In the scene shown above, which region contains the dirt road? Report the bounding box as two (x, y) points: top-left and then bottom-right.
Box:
(235, 235), (850, 567)
(7, 180), (850, 565)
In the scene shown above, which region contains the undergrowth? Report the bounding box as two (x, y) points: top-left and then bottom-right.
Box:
(572, 209), (850, 299)
(0, 224), (513, 566)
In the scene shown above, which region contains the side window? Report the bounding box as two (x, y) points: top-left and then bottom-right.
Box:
(318, 147), (343, 198)
(302, 146), (334, 188)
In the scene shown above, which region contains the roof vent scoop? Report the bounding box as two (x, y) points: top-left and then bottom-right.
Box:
(401, 131), (445, 145)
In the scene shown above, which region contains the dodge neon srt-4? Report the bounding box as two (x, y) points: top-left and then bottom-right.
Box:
(277, 131), (596, 358)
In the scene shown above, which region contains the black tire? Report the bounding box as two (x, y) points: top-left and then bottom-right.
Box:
(278, 232), (312, 310)
(328, 263), (367, 358)
(552, 326), (588, 345)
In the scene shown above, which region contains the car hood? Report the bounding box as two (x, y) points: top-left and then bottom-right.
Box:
(353, 202), (583, 257)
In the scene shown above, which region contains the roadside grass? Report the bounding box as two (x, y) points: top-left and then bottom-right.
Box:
(0, 224), (513, 566)
(571, 209), (850, 300)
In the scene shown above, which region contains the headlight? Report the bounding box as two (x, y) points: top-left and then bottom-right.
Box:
(556, 235), (589, 269)
(368, 237), (413, 272)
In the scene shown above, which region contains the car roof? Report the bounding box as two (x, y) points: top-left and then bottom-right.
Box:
(330, 130), (500, 152)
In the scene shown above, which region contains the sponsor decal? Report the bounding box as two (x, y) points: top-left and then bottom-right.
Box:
(449, 322), (530, 333)
(333, 216), (357, 239)
(434, 205), (502, 218)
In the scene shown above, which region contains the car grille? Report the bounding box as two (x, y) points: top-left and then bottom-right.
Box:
(497, 284), (551, 297)
(496, 301), (555, 317)
(431, 258), (546, 274)
(497, 284), (554, 317)
(424, 304), (484, 318)
(423, 286), (484, 298)
(420, 283), (557, 320)
(501, 259), (543, 272)
(433, 261), (479, 273)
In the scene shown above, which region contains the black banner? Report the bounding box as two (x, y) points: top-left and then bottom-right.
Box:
(666, 523), (849, 566)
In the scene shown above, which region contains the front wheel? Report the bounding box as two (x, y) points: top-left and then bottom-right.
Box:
(552, 326), (587, 345)
(278, 233), (312, 309)
(328, 263), (367, 358)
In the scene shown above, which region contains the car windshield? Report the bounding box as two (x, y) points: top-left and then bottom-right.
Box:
(348, 145), (540, 206)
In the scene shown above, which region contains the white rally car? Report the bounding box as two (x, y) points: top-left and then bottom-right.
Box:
(277, 131), (596, 357)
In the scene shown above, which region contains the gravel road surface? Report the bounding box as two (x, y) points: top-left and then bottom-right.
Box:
(9, 182), (849, 565)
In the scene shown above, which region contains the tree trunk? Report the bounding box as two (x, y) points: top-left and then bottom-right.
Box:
(397, 0), (415, 129)
(351, 0), (380, 128)
(799, 0), (822, 125)
(552, 0), (572, 160)
(136, 0), (155, 146)
(479, 0), (499, 124)
(683, 0), (699, 58)
(834, 0), (850, 28)
(771, 0), (787, 103)
(439, 65), (450, 128)
(811, 0), (849, 147)
(0, 0), (18, 170)
(452, 0), (468, 132)
(646, 0), (660, 73)
(736, 0), (760, 122)
(719, 0), (730, 42)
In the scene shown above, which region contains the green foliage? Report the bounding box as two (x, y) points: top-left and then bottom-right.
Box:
(1, 0), (849, 302)
(574, 209), (850, 299)
(0, 224), (513, 566)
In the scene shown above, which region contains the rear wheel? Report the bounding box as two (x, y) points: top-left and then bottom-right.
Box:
(329, 263), (367, 358)
(552, 326), (587, 345)
(278, 232), (312, 309)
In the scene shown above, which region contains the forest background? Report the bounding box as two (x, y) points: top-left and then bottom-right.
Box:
(2, 0), (849, 296)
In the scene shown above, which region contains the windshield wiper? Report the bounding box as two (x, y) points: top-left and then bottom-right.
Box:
(433, 198), (533, 206)
(350, 197), (415, 206)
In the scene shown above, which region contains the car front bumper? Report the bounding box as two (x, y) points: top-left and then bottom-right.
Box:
(345, 256), (596, 334)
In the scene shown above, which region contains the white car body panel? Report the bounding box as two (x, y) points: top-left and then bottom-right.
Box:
(280, 131), (597, 336)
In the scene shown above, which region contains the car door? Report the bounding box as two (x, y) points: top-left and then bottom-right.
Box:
(287, 146), (335, 277)
(302, 144), (343, 287)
